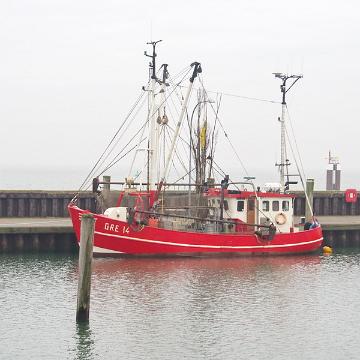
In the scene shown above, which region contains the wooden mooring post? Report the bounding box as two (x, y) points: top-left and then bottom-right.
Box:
(76, 214), (95, 322)
(305, 178), (315, 222)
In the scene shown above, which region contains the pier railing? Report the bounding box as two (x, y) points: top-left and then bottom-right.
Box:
(293, 191), (360, 216)
(0, 191), (96, 217)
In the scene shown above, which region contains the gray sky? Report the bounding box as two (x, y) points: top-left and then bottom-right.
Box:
(1, 0), (359, 190)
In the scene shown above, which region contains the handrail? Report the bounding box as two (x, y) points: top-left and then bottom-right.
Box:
(131, 209), (273, 229)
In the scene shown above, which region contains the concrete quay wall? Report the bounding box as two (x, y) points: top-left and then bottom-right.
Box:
(0, 191), (96, 217)
(0, 190), (359, 217)
(293, 191), (360, 216)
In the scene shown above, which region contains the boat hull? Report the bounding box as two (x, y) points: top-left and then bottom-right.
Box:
(68, 205), (323, 256)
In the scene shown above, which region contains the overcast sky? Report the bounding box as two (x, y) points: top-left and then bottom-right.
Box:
(1, 0), (359, 190)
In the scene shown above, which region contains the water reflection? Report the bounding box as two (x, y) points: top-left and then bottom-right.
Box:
(74, 323), (95, 360)
(91, 254), (321, 278)
(1, 252), (360, 359)
(85, 255), (325, 360)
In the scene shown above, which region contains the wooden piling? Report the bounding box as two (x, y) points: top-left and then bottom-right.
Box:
(76, 214), (95, 323)
(305, 178), (315, 222)
(102, 175), (111, 203)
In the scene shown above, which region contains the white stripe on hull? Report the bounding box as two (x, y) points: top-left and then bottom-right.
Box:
(94, 231), (323, 250)
(93, 246), (125, 255)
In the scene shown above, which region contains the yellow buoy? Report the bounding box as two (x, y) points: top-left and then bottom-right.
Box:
(323, 246), (333, 255)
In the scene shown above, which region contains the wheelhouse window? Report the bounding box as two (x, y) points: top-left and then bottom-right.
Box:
(282, 201), (289, 211)
(272, 201), (279, 211)
(224, 200), (229, 211)
(237, 200), (244, 212)
(262, 200), (269, 212)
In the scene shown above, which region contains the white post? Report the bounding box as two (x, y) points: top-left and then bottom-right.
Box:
(305, 178), (314, 222)
(156, 80), (167, 181)
(148, 78), (158, 191)
(280, 103), (286, 193)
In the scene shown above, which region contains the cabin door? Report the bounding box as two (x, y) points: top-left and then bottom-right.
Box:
(247, 198), (256, 225)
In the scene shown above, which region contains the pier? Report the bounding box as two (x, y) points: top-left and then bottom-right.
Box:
(0, 217), (76, 253)
(0, 190), (359, 252)
(1, 215), (359, 253)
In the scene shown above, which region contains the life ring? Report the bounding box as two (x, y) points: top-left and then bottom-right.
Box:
(275, 212), (287, 225)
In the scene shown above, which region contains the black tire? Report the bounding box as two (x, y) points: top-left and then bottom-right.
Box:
(304, 222), (312, 231)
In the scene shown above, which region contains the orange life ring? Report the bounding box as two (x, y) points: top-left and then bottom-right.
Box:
(275, 212), (287, 225)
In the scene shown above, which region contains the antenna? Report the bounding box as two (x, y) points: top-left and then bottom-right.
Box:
(144, 40), (162, 80)
(272, 73), (303, 105)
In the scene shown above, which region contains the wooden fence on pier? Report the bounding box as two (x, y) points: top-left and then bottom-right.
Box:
(1, 190), (359, 218)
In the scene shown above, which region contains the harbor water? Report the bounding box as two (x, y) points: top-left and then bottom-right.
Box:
(1, 251), (360, 359)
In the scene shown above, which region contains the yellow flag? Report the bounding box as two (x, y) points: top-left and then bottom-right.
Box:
(200, 124), (207, 150)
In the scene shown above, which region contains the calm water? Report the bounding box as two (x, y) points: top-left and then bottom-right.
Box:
(1, 252), (360, 360)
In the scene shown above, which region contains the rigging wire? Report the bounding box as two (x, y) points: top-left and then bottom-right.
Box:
(77, 89), (147, 192)
(78, 65), (192, 192)
(101, 122), (149, 174)
(179, 85), (280, 104)
(148, 66), (192, 121)
(286, 105), (307, 180)
(99, 137), (147, 177)
(82, 140), (146, 191)
(284, 112), (313, 217)
(172, 166), (196, 184)
(198, 76), (250, 178)
(92, 94), (149, 177)
(164, 126), (192, 181)
(208, 93), (221, 178)
(127, 122), (149, 180)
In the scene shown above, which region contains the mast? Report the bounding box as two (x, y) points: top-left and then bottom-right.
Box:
(273, 73), (302, 193)
(144, 40), (162, 191)
(157, 64), (169, 180)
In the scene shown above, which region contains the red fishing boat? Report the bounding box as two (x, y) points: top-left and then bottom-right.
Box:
(69, 41), (323, 256)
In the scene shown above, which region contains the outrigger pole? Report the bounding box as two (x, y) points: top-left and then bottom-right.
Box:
(153, 62), (202, 207)
(273, 73), (302, 193)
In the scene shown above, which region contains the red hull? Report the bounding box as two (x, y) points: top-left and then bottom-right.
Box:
(69, 205), (323, 256)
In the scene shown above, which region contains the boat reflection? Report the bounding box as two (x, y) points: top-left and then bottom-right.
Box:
(91, 254), (321, 279)
(87, 254), (322, 337)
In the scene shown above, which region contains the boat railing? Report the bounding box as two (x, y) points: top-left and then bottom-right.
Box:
(94, 178), (257, 193)
(130, 209), (272, 236)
